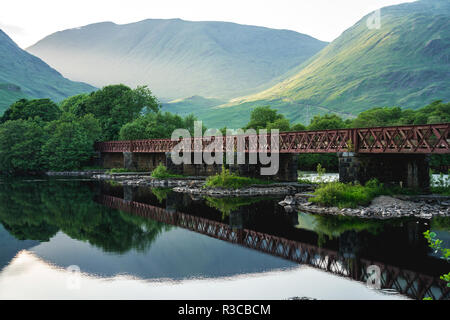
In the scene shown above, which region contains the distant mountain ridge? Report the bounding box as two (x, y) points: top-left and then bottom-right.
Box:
(27, 19), (328, 100)
(0, 29), (95, 113)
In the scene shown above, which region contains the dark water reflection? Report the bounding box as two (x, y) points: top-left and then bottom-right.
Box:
(0, 178), (448, 300)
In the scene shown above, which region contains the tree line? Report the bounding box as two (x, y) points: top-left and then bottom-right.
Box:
(0, 83), (448, 174)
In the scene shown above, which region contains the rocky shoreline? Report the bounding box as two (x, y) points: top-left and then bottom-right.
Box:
(45, 171), (449, 218)
(91, 172), (314, 196)
(279, 193), (450, 219)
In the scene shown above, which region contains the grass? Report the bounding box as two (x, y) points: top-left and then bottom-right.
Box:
(106, 168), (134, 174)
(204, 166), (271, 189)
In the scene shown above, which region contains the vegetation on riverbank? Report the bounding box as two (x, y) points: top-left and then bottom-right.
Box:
(309, 179), (386, 209)
(151, 164), (184, 179)
(0, 79), (447, 176)
(241, 101), (449, 172)
(204, 166), (271, 189)
(309, 173), (450, 209)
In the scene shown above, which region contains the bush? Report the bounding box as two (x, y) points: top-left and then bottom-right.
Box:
(204, 166), (270, 189)
(151, 164), (181, 179)
(310, 179), (385, 208)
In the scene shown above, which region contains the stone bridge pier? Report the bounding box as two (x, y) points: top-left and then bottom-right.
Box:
(338, 152), (430, 190)
(100, 151), (299, 182)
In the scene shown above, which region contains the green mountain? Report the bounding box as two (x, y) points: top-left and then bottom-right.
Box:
(0, 29), (95, 114)
(0, 84), (28, 113)
(27, 19), (327, 101)
(215, 0), (450, 126)
(162, 95), (226, 117)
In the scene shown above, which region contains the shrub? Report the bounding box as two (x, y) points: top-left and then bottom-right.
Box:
(204, 166), (270, 189)
(310, 178), (386, 208)
(151, 163), (182, 179)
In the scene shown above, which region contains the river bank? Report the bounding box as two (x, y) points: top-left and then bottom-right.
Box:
(279, 193), (450, 219)
(44, 170), (449, 218)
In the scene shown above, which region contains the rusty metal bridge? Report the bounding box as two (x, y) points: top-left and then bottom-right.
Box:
(95, 123), (450, 154)
(97, 194), (449, 300)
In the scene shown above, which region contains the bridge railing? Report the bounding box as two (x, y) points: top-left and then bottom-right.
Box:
(94, 123), (450, 154)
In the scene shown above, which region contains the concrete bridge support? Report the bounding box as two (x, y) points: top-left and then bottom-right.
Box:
(229, 153), (298, 182)
(338, 152), (430, 190)
(101, 152), (166, 171)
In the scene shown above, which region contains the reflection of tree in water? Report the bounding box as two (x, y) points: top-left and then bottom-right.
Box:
(300, 213), (404, 247)
(0, 180), (170, 253)
(431, 217), (450, 231)
(150, 188), (172, 204)
(204, 196), (273, 219)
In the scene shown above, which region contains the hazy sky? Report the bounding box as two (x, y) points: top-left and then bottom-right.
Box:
(1, 0), (416, 48)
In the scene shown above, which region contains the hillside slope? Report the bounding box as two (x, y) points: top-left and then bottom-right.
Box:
(0, 29), (95, 113)
(225, 0), (450, 118)
(27, 19), (327, 100)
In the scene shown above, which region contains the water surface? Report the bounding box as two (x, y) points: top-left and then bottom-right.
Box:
(0, 178), (448, 300)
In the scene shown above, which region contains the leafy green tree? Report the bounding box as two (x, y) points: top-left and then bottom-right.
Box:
(59, 94), (90, 116)
(119, 111), (199, 140)
(290, 123), (307, 131)
(350, 107), (404, 128)
(0, 119), (46, 174)
(412, 100), (450, 125)
(77, 84), (160, 140)
(266, 118), (291, 132)
(0, 98), (61, 123)
(308, 114), (347, 130)
(41, 113), (101, 171)
(244, 106), (284, 130)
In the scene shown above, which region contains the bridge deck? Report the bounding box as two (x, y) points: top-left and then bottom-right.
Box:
(95, 123), (450, 154)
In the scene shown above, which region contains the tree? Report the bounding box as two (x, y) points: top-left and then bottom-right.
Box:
(308, 114), (347, 130)
(41, 113), (101, 171)
(119, 112), (200, 140)
(72, 84), (160, 141)
(0, 98), (61, 123)
(59, 94), (90, 116)
(413, 100), (450, 125)
(266, 118), (291, 132)
(0, 119), (46, 174)
(350, 107), (404, 128)
(290, 123), (307, 131)
(244, 106), (284, 131)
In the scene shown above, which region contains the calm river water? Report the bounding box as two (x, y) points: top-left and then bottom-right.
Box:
(0, 178), (448, 300)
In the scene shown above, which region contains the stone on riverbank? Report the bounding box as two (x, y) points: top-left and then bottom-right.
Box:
(279, 194), (450, 219)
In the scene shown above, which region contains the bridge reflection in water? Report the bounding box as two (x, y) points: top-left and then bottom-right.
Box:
(96, 189), (449, 300)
